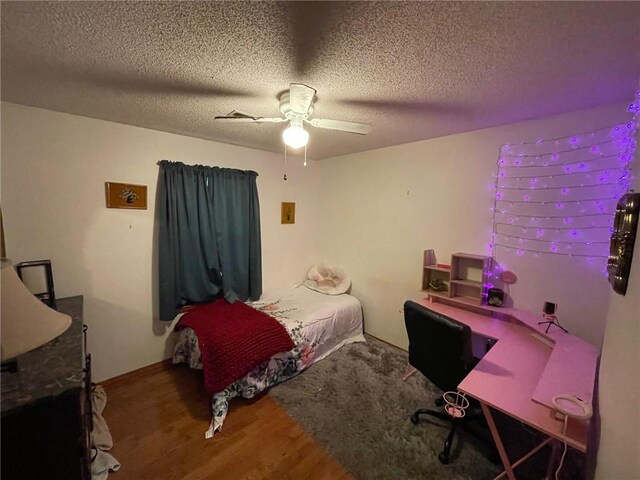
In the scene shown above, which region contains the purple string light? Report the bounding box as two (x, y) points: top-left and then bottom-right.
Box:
(491, 95), (638, 264)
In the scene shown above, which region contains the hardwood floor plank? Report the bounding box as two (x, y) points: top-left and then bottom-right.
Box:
(102, 364), (353, 480)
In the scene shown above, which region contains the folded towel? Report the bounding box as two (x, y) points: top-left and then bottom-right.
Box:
(91, 385), (120, 480)
(91, 448), (121, 480)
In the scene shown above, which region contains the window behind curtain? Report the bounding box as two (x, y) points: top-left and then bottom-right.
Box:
(157, 160), (262, 321)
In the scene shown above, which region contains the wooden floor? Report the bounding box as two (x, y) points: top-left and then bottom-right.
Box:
(102, 362), (353, 480)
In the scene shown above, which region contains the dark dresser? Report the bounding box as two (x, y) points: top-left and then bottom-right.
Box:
(1, 296), (92, 480)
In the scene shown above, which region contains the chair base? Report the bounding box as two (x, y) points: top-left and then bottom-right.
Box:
(410, 405), (497, 465)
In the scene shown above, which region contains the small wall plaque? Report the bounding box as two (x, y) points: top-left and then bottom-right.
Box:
(281, 202), (295, 224)
(105, 182), (147, 209)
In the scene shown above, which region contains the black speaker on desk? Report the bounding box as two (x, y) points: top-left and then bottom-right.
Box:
(487, 288), (505, 307)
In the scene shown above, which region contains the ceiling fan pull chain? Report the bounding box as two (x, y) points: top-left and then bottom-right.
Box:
(283, 145), (288, 181)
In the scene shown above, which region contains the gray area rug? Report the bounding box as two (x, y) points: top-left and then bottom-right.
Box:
(269, 335), (555, 480)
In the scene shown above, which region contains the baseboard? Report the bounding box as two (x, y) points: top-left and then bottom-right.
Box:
(99, 359), (174, 389)
(365, 332), (407, 352)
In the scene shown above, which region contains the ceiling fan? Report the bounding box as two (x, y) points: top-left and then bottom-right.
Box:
(214, 83), (372, 150)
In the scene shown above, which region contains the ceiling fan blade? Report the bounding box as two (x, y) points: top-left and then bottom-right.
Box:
(214, 117), (260, 122)
(251, 117), (287, 123)
(214, 111), (286, 123)
(308, 118), (372, 135)
(215, 117), (286, 123)
(289, 83), (316, 115)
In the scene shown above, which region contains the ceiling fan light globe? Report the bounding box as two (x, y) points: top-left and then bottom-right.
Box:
(282, 125), (309, 149)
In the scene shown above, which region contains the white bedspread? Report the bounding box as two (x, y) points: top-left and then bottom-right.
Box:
(172, 285), (365, 436)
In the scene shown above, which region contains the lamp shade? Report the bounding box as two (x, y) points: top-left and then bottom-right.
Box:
(1, 259), (71, 362)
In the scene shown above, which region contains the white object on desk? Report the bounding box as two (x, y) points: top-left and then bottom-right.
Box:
(552, 394), (593, 421)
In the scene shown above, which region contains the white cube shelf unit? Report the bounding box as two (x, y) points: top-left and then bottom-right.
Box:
(422, 251), (491, 305)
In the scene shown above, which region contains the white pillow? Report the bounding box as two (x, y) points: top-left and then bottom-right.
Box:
(303, 264), (351, 295)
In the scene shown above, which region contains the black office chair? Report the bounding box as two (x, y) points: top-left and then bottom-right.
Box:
(404, 300), (492, 465)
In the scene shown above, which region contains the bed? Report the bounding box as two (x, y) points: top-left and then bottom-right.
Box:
(172, 285), (365, 437)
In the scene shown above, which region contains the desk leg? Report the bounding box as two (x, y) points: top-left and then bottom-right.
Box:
(494, 438), (552, 480)
(480, 402), (517, 480)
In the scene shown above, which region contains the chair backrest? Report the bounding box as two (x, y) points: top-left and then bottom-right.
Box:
(403, 300), (474, 393)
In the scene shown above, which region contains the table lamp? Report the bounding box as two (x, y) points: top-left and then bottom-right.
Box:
(1, 259), (71, 364)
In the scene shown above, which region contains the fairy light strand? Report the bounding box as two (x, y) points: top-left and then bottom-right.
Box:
(497, 163), (622, 179)
(495, 222), (612, 231)
(494, 211), (613, 219)
(497, 182), (620, 191)
(492, 243), (607, 259)
(500, 137), (624, 158)
(505, 123), (634, 146)
(497, 196), (624, 205)
(494, 233), (609, 245)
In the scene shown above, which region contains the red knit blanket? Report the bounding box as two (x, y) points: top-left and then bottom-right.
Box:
(175, 299), (294, 394)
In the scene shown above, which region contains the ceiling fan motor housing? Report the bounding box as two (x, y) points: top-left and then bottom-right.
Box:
(279, 91), (314, 119)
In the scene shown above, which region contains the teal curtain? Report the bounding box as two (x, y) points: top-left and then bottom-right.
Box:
(157, 161), (262, 321)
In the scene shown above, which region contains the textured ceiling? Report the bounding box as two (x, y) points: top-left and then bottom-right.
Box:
(2, 1), (639, 160)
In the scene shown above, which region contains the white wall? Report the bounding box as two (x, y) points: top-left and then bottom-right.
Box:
(316, 103), (634, 349)
(1, 102), (322, 381)
(595, 140), (640, 480)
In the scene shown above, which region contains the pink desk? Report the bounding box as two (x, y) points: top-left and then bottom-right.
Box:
(416, 297), (598, 480)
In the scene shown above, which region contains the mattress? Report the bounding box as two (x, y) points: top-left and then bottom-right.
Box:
(172, 285), (365, 436)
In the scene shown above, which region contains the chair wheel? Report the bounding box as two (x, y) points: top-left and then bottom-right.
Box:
(438, 452), (450, 465)
(410, 413), (419, 425)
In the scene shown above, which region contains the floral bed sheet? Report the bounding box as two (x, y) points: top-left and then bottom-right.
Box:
(172, 285), (365, 437)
